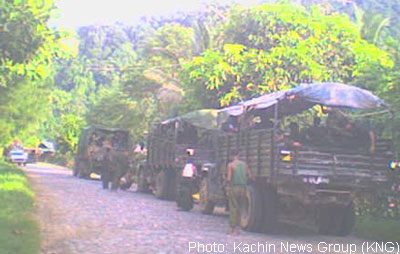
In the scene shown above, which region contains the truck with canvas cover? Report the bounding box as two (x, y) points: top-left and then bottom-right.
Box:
(192, 82), (397, 235)
(74, 126), (133, 179)
(137, 110), (226, 200)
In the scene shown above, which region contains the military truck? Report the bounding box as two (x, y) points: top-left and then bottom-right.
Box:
(180, 82), (397, 235)
(74, 126), (133, 180)
(137, 110), (225, 200)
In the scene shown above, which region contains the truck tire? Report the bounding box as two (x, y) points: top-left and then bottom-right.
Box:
(120, 181), (133, 191)
(200, 201), (215, 215)
(176, 190), (194, 211)
(339, 203), (356, 236)
(317, 204), (355, 236)
(137, 168), (150, 193)
(262, 188), (278, 233)
(240, 185), (263, 232)
(167, 170), (177, 200)
(154, 170), (169, 199)
(317, 206), (331, 235)
(79, 171), (90, 179)
(199, 178), (215, 215)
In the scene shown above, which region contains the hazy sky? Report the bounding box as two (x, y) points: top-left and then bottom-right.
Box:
(51, 0), (263, 28)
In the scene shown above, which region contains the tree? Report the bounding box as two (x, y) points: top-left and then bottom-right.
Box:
(0, 0), (76, 149)
(180, 3), (393, 107)
(86, 84), (158, 141)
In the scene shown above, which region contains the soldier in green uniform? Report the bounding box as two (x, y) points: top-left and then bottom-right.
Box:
(227, 151), (253, 235)
(109, 149), (130, 191)
(97, 140), (112, 189)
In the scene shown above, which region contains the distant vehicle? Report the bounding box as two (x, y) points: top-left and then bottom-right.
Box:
(38, 141), (56, 161)
(138, 109), (220, 200)
(74, 126), (133, 179)
(9, 149), (28, 166)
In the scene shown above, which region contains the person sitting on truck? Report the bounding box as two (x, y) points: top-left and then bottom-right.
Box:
(304, 116), (328, 147)
(239, 114), (255, 130)
(253, 111), (274, 129)
(227, 150), (253, 235)
(282, 122), (303, 148)
(177, 122), (198, 145)
(341, 121), (376, 153)
(324, 108), (349, 144)
(221, 116), (239, 132)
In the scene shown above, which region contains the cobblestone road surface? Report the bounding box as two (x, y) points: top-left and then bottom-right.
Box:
(24, 163), (379, 254)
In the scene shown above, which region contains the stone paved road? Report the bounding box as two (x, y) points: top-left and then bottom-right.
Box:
(24, 163), (380, 254)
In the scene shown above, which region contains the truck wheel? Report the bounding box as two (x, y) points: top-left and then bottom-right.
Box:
(79, 171), (90, 179)
(177, 192), (194, 211)
(137, 168), (150, 193)
(317, 206), (331, 235)
(200, 201), (215, 215)
(120, 181), (133, 191)
(167, 170), (177, 200)
(199, 179), (215, 215)
(339, 203), (356, 236)
(317, 204), (353, 236)
(154, 170), (169, 199)
(262, 188), (278, 233)
(240, 185), (263, 232)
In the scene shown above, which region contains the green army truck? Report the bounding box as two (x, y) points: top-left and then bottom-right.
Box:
(181, 82), (397, 235)
(74, 126), (133, 181)
(137, 110), (225, 200)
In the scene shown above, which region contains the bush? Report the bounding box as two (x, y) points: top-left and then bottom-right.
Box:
(0, 162), (39, 254)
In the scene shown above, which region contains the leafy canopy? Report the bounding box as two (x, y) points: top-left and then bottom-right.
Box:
(182, 3), (393, 106)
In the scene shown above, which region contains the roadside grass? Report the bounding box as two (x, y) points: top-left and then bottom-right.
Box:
(0, 162), (39, 254)
(355, 216), (400, 242)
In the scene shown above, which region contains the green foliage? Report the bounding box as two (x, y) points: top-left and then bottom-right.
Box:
(44, 56), (97, 154)
(181, 3), (392, 106)
(354, 0), (400, 40)
(2, 0), (399, 160)
(0, 79), (52, 147)
(0, 0), (76, 149)
(145, 23), (195, 62)
(86, 84), (158, 141)
(0, 162), (39, 254)
(0, 0), (76, 85)
(355, 216), (400, 242)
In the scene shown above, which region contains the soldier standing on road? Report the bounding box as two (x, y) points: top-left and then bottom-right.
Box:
(99, 140), (112, 189)
(226, 150), (253, 235)
(109, 149), (130, 191)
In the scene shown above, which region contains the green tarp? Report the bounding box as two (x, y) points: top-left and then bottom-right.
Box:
(162, 109), (229, 130)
